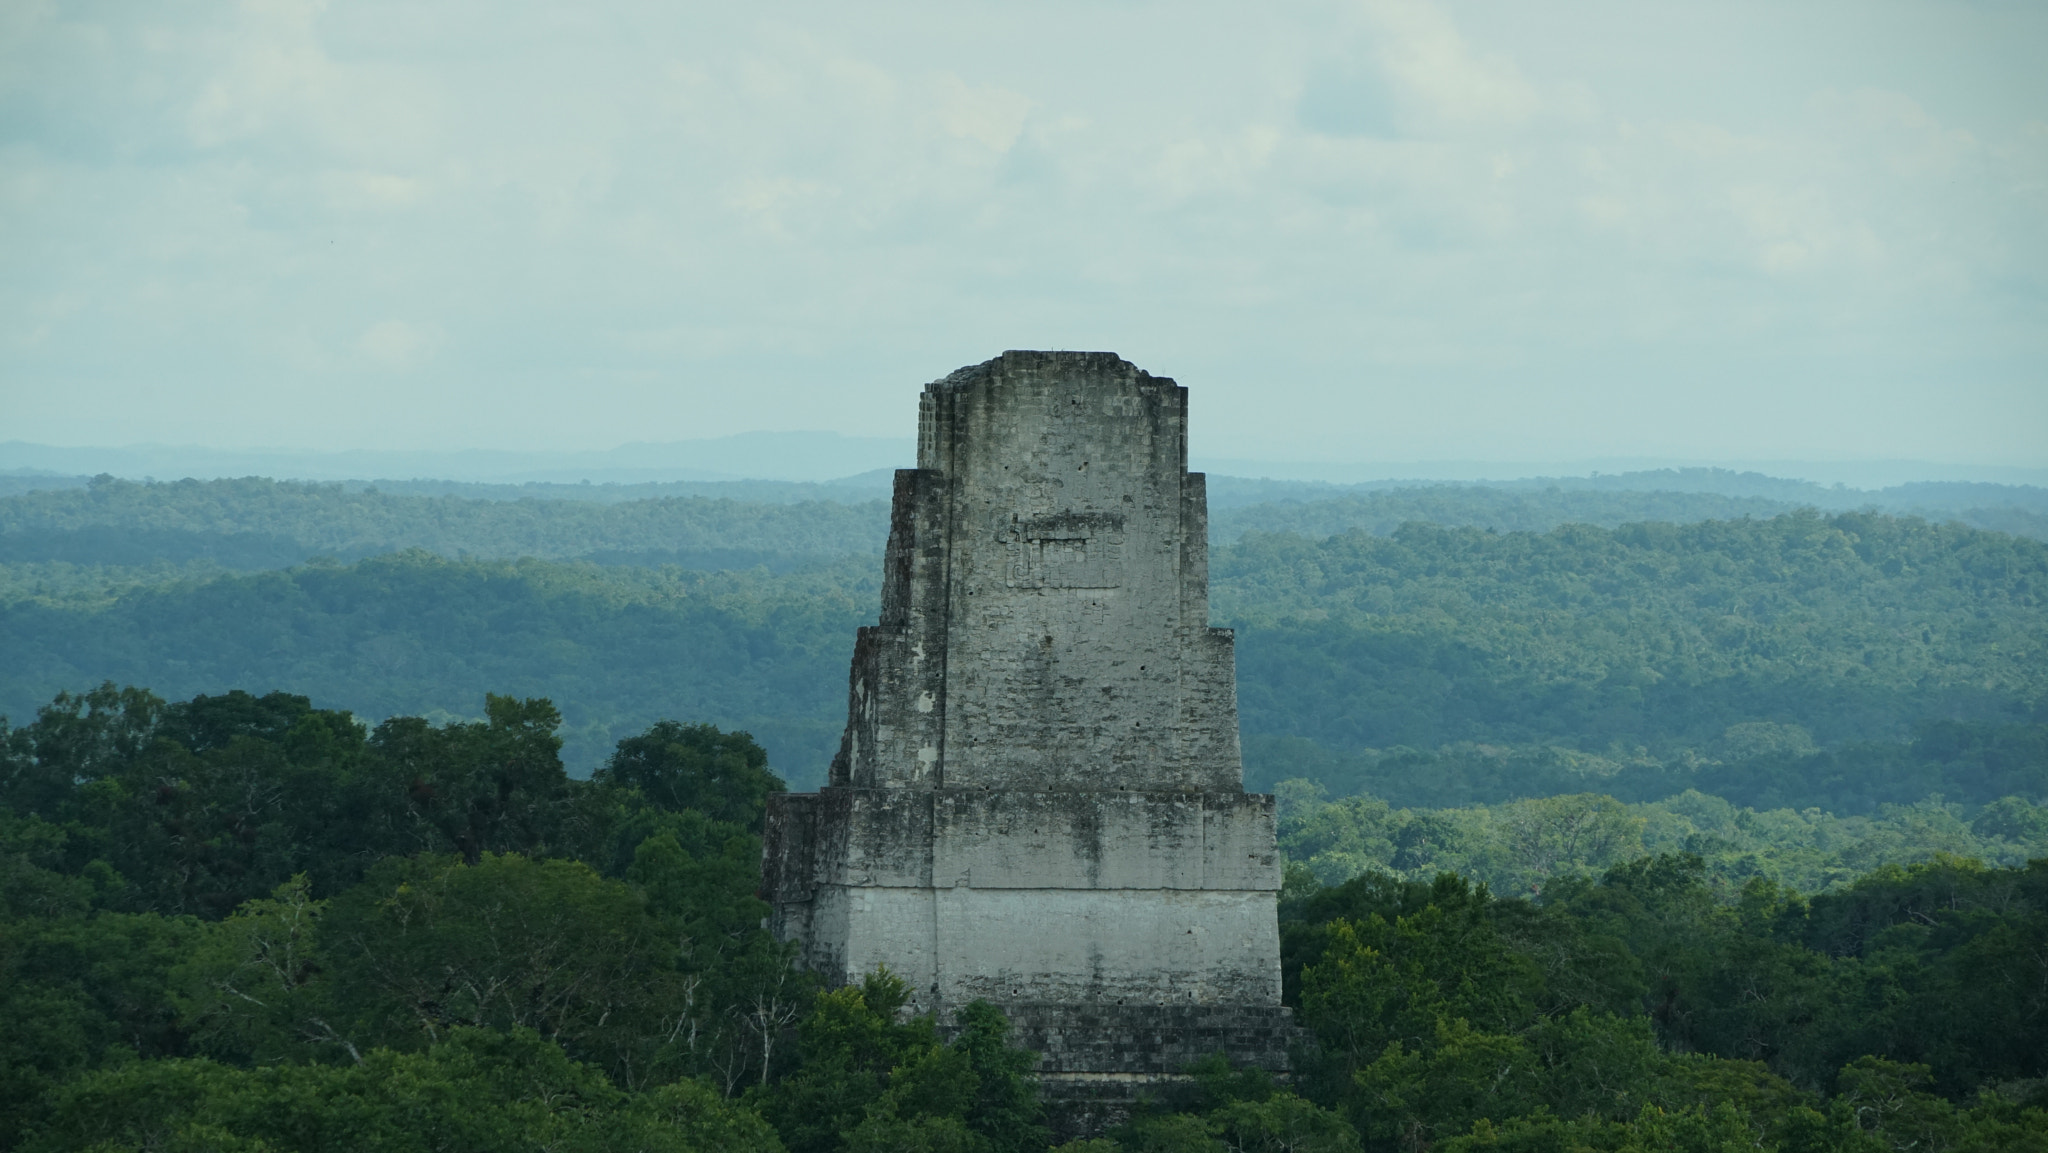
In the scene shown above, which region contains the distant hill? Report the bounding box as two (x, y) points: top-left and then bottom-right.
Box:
(0, 476), (891, 572)
(1218, 488), (2047, 542)
(5, 473), (2042, 587)
(1209, 487), (1799, 541)
(0, 432), (916, 485)
(3, 511), (2041, 804)
(0, 471), (91, 499)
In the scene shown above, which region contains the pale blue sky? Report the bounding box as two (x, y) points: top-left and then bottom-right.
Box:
(2, 0), (2043, 467)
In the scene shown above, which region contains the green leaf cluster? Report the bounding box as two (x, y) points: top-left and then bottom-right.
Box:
(1282, 859), (2048, 1150)
(21, 1028), (783, 1153)
(0, 687), (808, 1144)
(1088, 1056), (1360, 1152)
(756, 972), (1050, 1153)
(1276, 784), (2048, 895)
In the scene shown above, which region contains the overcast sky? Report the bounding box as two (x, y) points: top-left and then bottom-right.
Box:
(2, 0), (2043, 467)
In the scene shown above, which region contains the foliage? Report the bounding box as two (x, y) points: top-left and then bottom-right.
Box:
(18, 1028), (786, 1153)
(0, 689), (819, 1145)
(1225, 513), (2048, 781)
(164, 848), (808, 1094)
(0, 813), (202, 1147)
(7, 508), (2044, 799)
(754, 972), (1050, 1153)
(1210, 486), (1806, 543)
(9, 473), (2042, 582)
(7, 474), (2045, 1148)
(1278, 856), (2048, 1150)
(1276, 782), (2048, 895)
(1249, 718), (2048, 815)
(597, 719), (786, 827)
(0, 554), (875, 778)
(1204, 468), (2048, 526)
(0, 682), (613, 914)
(4, 680), (2047, 1150)
(0, 473), (889, 568)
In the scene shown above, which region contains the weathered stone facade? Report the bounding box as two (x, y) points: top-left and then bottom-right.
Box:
(760, 351), (1291, 1126)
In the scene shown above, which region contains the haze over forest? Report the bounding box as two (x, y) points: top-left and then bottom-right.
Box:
(5, 456), (2047, 1152)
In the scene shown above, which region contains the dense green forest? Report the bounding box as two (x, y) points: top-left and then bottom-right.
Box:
(1273, 782), (2048, 895)
(0, 553), (874, 776)
(1222, 513), (2048, 806)
(2, 686), (2042, 1150)
(4, 471), (2043, 583)
(5, 502), (2043, 801)
(0, 476), (891, 571)
(1212, 488), (1799, 540)
(10, 465), (2047, 520)
(4, 469), (2044, 1149)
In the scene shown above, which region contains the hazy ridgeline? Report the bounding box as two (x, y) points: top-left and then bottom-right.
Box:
(0, 475), (893, 572)
(0, 473), (2042, 813)
(2, 467), (2043, 570)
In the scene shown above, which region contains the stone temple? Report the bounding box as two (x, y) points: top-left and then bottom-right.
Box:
(760, 350), (1292, 1124)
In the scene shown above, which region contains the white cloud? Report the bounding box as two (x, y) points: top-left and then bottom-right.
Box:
(0, 0), (2041, 463)
(1358, 0), (1542, 130)
(725, 176), (838, 240)
(930, 73), (1032, 153)
(357, 320), (440, 369)
(185, 0), (334, 148)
